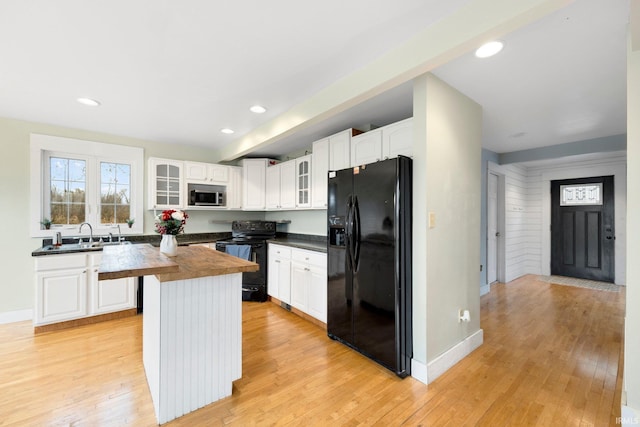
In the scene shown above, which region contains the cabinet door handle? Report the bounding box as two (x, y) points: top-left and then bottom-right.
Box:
(83, 270), (87, 273)
(94, 269), (98, 272)
(275, 260), (280, 263)
(304, 267), (310, 271)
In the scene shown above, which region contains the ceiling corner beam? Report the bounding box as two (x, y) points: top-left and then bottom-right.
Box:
(218, 0), (573, 162)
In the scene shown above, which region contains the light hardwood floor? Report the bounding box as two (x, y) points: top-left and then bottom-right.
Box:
(0, 275), (625, 426)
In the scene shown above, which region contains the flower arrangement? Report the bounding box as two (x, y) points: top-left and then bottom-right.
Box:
(154, 209), (188, 235)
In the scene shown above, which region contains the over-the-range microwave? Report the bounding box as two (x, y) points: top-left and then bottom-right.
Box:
(187, 183), (226, 207)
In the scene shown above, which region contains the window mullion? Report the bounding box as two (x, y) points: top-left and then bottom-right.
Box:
(87, 158), (98, 227)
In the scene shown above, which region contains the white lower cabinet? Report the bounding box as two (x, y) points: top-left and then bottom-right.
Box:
(89, 253), (136, 315)
(268, 244), (327, 323)
(35, 252), (136, 326)
(36, 267), (88, 325)
(267, 245), (292, 303)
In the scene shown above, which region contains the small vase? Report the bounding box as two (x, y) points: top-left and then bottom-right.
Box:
(160, 234), (178, 257)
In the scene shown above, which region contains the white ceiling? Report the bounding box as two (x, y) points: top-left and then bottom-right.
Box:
(0, 0), (629, 157)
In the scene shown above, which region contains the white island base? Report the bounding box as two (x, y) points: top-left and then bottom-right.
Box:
(143, 273), (242, 424)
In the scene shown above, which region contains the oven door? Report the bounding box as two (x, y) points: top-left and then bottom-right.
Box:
(215, 241), (266, 285)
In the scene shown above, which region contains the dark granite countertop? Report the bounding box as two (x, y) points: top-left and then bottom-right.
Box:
(32, 232), (231, 256)
(268, 233), (327, 253)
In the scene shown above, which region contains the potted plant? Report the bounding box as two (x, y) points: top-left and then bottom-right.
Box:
(40, 218), (52, 230)
(126, 218), (135, 228)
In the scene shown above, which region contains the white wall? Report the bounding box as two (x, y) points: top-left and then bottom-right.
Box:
(624, 7), (640, 415)
(530, 154), (627, 284)
(0, 117), (239, 320)
(265, 210), (326, 236)
(420, 74), (482, 380)
(490, 153), (627, 286)
(488, 162), (534, 283)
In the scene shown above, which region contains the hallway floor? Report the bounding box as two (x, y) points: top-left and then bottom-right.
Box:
(0, 274), (625, 425)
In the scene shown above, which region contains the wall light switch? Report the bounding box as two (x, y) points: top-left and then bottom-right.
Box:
(428, 212), (436, 229)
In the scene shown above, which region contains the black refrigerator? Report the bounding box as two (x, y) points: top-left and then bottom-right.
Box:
(327, 156), (412, 377)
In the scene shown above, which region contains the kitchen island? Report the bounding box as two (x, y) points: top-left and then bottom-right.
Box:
(99, 244), (258, 425)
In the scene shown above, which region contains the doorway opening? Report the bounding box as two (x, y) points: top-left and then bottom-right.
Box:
(485, 169), (505, 291)
(550, 176), (615, 283)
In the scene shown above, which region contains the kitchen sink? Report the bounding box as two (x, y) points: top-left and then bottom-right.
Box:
(41, 240), (132, 252)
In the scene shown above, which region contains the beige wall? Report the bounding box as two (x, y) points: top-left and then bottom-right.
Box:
(265, 210), (326, 236)
(412, 76), (429, 367)
(0, 116), (253, 315)
(625, 18), (640, 411)
(422, 74), (482, 362)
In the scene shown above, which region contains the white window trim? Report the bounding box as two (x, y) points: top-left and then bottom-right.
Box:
(30, 134), (144, 238)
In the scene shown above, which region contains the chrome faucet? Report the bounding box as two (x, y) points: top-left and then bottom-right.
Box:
(78, 222), (93, 243)
(108, 225), (122, 243)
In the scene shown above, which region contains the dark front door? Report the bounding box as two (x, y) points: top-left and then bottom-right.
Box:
(551, 176), (614, 282)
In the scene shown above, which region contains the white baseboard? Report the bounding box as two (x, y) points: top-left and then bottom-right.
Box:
(621, 405), (640, 426)
(0, 309), (33, 325)
(411, 359), (427, 384)
(427, 329), (484, 384)
(480, 283), (491, 296)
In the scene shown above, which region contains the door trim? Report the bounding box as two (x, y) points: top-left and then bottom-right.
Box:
(486, 162), (506, 292)
(540, 163), (626, 285)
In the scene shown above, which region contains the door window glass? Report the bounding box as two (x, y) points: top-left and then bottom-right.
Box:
(560, 183), (602, 206)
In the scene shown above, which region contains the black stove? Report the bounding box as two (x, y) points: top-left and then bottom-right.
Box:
(215, 220), (276, 302)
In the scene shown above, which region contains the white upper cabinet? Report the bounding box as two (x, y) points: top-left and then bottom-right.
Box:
(280, 160), (296, 209)
(311, 138), (329, 209)
(382, 117), (413, 160)
(148, 158), (184, 209)
(351, 128), (383, 167)
(227, 166), (243, 210)
(348, 118), (413, 167)
(265, 164), (281, 210)
(241, 158), (270, 210)
(295, 155), (312, 208)
(265, 160), (296, 210)
(328, 129), (354, 171)
(312, 128), (358, 209)
(184, 161), (229, 184)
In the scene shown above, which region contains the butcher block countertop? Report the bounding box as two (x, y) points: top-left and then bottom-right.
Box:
(98, 244), (258, 282)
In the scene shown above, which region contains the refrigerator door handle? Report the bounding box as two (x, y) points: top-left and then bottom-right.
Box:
(346, 195), (355, 271)
(353, 196), (361, 271)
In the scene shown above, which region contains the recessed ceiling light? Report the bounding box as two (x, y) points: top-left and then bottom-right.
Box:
(77, 97), (101, 107)
(249, 105), (267, 114)
(220, 128), (235, 134)
(475, 41), (504, 58)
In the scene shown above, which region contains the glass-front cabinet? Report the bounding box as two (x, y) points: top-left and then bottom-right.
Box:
(296, 155), (312, 208)
(148, 158), (184, 209)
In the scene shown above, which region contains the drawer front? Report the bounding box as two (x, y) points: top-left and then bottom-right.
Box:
(35, 253), (87, 271)
(291, 248), (326, 267)
(269, 244), (291, 259)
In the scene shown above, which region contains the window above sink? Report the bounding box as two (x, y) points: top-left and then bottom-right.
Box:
(30, 134), (144, 238)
